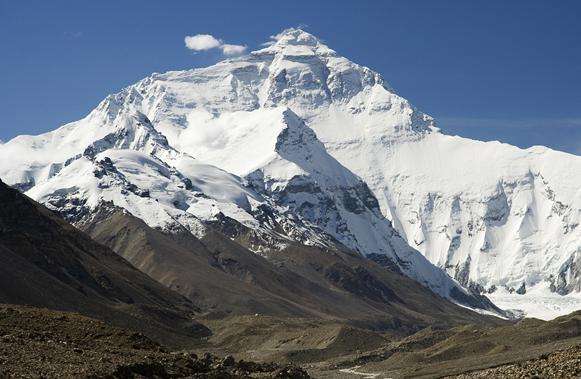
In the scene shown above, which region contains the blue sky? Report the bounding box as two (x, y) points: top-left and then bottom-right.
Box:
(1, 1), (580, 154)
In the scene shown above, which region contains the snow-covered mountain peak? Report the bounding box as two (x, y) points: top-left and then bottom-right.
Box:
(254, 28), (337, 58)
(271, 28), (324, 46)
(256, 30), (389, 111)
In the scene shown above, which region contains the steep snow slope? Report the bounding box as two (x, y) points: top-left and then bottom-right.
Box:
(1, 28), (579, 317)
(331, 133), (581, 292)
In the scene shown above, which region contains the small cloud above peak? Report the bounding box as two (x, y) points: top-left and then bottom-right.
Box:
(184, 34), (221, 51)
(184, 34), (247, 56)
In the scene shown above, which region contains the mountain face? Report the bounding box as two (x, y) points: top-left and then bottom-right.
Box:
(1, 28), (578, 317)
(0, 179), (209, 347)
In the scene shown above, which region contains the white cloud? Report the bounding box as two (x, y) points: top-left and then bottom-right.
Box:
(221, 44), (247, 56)
(184, 34), (247, 56)
(184, 34), (221, 51)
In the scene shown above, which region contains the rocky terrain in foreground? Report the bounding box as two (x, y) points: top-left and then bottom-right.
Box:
(0, 305), (309, 378)
(1, 302), (579, 379)
(451, 346), (581, 378)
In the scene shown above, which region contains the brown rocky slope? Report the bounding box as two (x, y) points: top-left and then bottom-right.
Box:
(0, 179), (208, 347)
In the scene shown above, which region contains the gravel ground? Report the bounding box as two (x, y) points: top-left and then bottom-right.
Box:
(450, 345), (581, 378)
(0, 304), (310, 378)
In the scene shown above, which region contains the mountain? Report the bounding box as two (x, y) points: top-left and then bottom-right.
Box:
(0, 179), (209, 347)
(1, 28), (578, 317)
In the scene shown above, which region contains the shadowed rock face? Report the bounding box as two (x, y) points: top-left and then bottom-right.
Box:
(0, 179), (209, 347)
